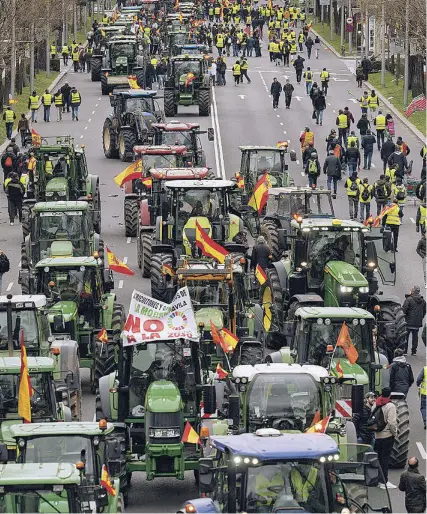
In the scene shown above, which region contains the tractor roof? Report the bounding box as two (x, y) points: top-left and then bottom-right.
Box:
(177, 259), (242, 277)
(134, 145), (188, 155)
(0, 295), (47, 309)
(0, 356), (55, 373)
(292, 218), (368, 230)
(165, 179), (235, 190)
(268, 187), (332, 197)
(233, 363), (329, 382)
(35, 256), (99, 268)
(239, 146), (286, 152)
(171, 54), (206, 61)
(108, 36), (137, 44)
(295, 306), (375, 320)
(33, 201), (89, 212)
(150, 168), (209, 180)
(210, 432), (338, 461)
(0, 463), (80, 486)
(152, 120), (200, 131)
(10, 422), (115, 439)
(113, 89), (157, 98)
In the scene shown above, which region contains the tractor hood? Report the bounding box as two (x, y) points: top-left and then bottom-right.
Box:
(47, 301), (78, 323)
(45, 177), (68, 194)
(325, 261), (368, 287)
(145, 380), (182, 413)
(330, 358), (369, 385)
(195, 308), (224, 330)
(49, 240), (74, 258)
(1, 420), (21, 446)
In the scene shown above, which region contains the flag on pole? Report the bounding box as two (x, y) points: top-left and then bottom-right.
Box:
(216, 363), (228, 379)
(336, 322), (359, 364)
(179, 11), (183, 23)
(107, 247), (135, 276)
(248, 172), (271, 213)
(97, 328), (108, 343)
(310, 410), (321, 427)
(335, 359), (344, 378)
(142, 177), (153, 188)
(210, 321), (238, 353)
(31, 129), (41, 147)
(113, 160), (143, 187)
(255, 264), (267, 286)
(404, 94), (426, 118)
(184, 72), (195, 87)
(127, 75), (140, 89)
(101, 465), (117, 496)
(182, 421), (201, 445)
(306, 415), (330, 433)
(372, 205), (394, 227)
(196, 221), (229, 264)
(18, 331), (33, 424)
(162, 263), (176, 277)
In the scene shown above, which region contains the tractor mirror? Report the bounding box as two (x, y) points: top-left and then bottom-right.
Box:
(283, 321), (295, 337)
(0, 444), (7, 463)
(199, 458), (214, 493)
(53, 314), (65, 332)
(365, 241), (378, 269)
(207, 128), (215, 141)
(109, 96), (117, 107)
(351, 384), (364, 416)
(103, 269), (114, 292)
(294, 239), (307, 267)
(363, 452), (379, 487)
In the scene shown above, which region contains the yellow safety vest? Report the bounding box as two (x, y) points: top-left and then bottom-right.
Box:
(289, 31), (296, 40)
(347, 136), (358, 148)
(360, 96), (369, 107)
(241, 60), (248, 70)
(216, 35), (224, 48)
(255, 474), (284, 504)
(320, 71), (329, 81)
(385, 204), (401, 225)
(290, 467), (318, 502)
(283, 20), (289, 29)
(42, 93), (52, 105)
(28, 157), (37, 171)
(214, 6), (221, 14)
(29, 95), (39, 110)
(232, 64), (241, 75)
(71, 91), (81, 104)
(420, 366), (427, 396)
(45, 160), (53, 173)
(298, 33), (304, 42)
(102, 16), (109, 24)
(345, 178), (361, 196)
(208, 7), (213, 15)
(54, 94), (63, 106)
(375, 115), (386, 130)
(359, 183), (372, 203)
(265, 8), (271, 16)
(304, 71), (312, 82)
(277, 11), (283, 20)
(51, 44), (56, 55)
(62, 45), (69, 54)
(4, 110), (15, 123)
(422, 146), (427, 158)
(290, 42), (297, 53)
(151, 58), (158, 66)
(337, 114), (348, 129)
(72, 50), (80, 62)
(419, 205), (426, 225)
(393, 185), (407, 205)
(368, 95), (378, 108)
(385, 167), (397, 184)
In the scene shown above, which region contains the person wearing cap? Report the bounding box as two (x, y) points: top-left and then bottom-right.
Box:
(399, 457), (426, 513)
(389, 348), (414, 396)
(374, 387), (397, 489)
(250, 236), (272, 272)
(402, 286), (426, 355)
(352, 391), (376, 445)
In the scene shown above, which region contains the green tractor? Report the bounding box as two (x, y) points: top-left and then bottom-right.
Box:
(0, 294), (81, 421)
(24, 136), (101, 237)
(20, 256), (125, 392)
(164, 55), (211, 117)
(91, 26), (126, 81)
(0, 462), (124, 513)
(96, 337), (216, 482)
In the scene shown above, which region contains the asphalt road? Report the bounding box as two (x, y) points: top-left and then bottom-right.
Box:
(1, 29), (425, 513)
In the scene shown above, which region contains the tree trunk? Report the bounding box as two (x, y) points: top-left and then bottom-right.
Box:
(333, 1), (340, 34)
(409, 54), (425, 97)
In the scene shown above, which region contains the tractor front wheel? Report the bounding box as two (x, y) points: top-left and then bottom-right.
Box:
(374, 301), (407, 359)
(261, 221), (281, 262)
(91, 58), (102, 81)
(21, 243), (29, 270)
(390, 398), (410, 468)
(124, 198), (138, 237)
(103, 120), (119, 159)
(21, 204), (31, 238)
(198, 89), (211, 116)
(118, 129), (137, 162)
(151, 253), (175, 302)
(164, 90), (176, 117)
(101, 74), (110, 95)
(141, 232), (152, 278)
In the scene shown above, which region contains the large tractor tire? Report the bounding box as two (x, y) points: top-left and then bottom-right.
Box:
(198, 89), (211, 116)
(95, 388), (108, 421)
(261, 221), (281, 262)
(102, 120), (119, 159)
(101, 74), (110, 95)
(239, 342), (263, 366)
(118, 129), (137, 162)
(134, 66), (145, 88)
(91, 58), (102, 81)
(92, 181), (102, 234)
(21, 204), (31, 238)
(21, 243), (29, 270)
(342, 483), (369, 512)
(141, 232), (152, 278)
(375, 301), (407, 357)
(389, 398), (410, 468)
(151, 253), (174, 302)
(124, 198), (138, 237)
(164, 90), (176, 117)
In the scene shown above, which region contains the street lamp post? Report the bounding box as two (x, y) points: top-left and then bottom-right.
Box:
(11, 0), (16, 98)
(380, 1), (385, 87)
(403, 0), (409, 105)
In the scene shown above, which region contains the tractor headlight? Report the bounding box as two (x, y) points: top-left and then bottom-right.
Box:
(239, 385), (247, 393)
(359, 287), (369, 293)
(352, 319), (359, 326)
(17, 439), (25, 449)
(240, 377), (248, 384)
(46, 191), (54, 197)
(234, 456), (242, 464)
(149, 428), (181, 439)
(340, 286), (353, 293)
(58, 190), (66, 197)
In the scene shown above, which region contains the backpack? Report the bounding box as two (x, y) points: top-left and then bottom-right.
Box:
(0, 253), (10, 273)
(4, 156), (12, 168)
(350, 181), (358, 191)
(375, 184), (386, 199)
(396, 187), (405, 201)
(366, 405), (387, 432)
(361, 184), (370, 201)
(308, 160), (317, 174)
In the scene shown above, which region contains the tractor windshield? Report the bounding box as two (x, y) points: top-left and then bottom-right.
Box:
(249, 151), (283, 174)
(171, 33), (188, 46)
(36, 212), (88, 257)
(111, 42), (135, 59)
(37, 266), (96, 304)
(0, 309), (45, 351)
(187, 280), (227, 306)
(179, 190), (222, 217)
(126, 97), (156, 113)
(0, 373), (54, 420)
(173, 61), (201, 77)
(161, 131), (193, 148)
(0, 489), (76, 513)
(267, 192), (334, 218)
(141, 154), (180, 171)
(245, 461), (327, 513)
(246, 373), (322, 432)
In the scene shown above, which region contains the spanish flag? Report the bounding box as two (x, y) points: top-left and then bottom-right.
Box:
(221, 327), (238, 352)
(196, 221), (229, 264)
(179, 11), (183, 23)
(184, 72), (195, 87)
(142, 177), (152, 188)
(363, 215), (374, 227)
(162, 263), (176, 277)
(255, 264), (267, 286)
(101, 465), (117, 496)
(18, 331), (33, 424)
(310, 410), (321, 427)
(336, 322), (359, 364)
(31, 129), (41, 148)
(306, 21), (312, 30)
(306, 415), (329, 433)
(372, 205), (394, 227)
(335, 359), (344, 378)
(216, 363), (228, 380)
(248, 172), (271, 213)
(97, 328), (108, 343)
(113, 159), (143, 187)
(128, 75), (140, 89)
(182, 421), (201, 445)
(107, 247), (135, 276)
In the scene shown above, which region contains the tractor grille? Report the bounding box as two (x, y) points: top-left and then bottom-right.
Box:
(146, 411), (181, 445)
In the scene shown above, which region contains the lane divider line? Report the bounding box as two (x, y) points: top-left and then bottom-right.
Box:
(6, 282), (13, 292)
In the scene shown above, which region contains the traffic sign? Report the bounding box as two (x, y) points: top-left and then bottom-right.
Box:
(346, 17), (353, 24)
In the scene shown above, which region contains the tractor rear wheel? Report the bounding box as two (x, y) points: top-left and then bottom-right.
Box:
(239, 341), (263, 366)
(21, 204), (31, 238)
(375, 301), (407, 358)
(151, 253), (174, 302)
(134, 67), (145, 88)
(21, 243), (29, 270)
(91, 58), (102, 81)
(118, 129), (137, 162)
(103, 120), (119, 159)
(264, 267), (285, 348)
(124, 198), (138, 237)
(141, 232), (152, 278)
(93, 182), (101, 234)
(390, 398), (410, 468)
(198, 89), (211, 116)
(164, 90), (176, 117)
(101, 73), (110, 95)
(261, 221), (281, 262)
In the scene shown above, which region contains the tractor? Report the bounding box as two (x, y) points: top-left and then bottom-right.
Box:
(164, 55), (211, 117)
(21, 201), (104, 272)
(137, 167), (211, 275)
(0, 462), (124, 513)
(96, 337), (216, 482)
(19, 256), (125, 392)
(23, 136), (101, 237)
(123, 145), (192, 237)
(172, 43), (210, 57)
(102, 89), (165, 162)
(90, 26), (126, 81)
(148, 179), (258, 302)
(162, 29), (189, 57)
(179, 431), (392, 514)
(98, 36), (146, 95)
(0, 294), (81, 421)
(152, 120), (214, 166)
(261, 187), (335, 261)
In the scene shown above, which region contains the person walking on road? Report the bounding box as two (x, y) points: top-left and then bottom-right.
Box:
(336, 109), (348, 148)
(314, 35), (321, 59)
(345, 171), (361, 220)
(305, 151), (320, 189)
(416, 234), (426, 284)
(373, 174), (391, 215)
(361, 129), (376, 170)
(359, 177), (373, 222)
(368, 89), (380, 120)
(4, 171), (25, 226)
(70, 87), (81, 121)
(270, 78), (282, 109)
(361, 56), (370, 80)
(61, 44), (69, 65)
(232, 60), (241, 86)
(323, 150), (342, 199)
(283, 79), (294, 109)
(382, 199), (402, 251)
(28, 90), (39, 123)
(388, 146), (409, 181)
(398, 457), (426, 513)
(389, 348), (414, 395)
(251, 236), (272, 271)
(381, 136), (396, 171)
(17, 114), (29, 147)
(313, 90), (326, 125)
(352, 391), (376, 445)
(416, 367), (427, 429)
(303, 67), (313, 95)
(3, 107), (16, 140)
(54, 90), (63, 121)
(357, 113), (370, 136)
(60, 82), (71, 113)
(359, 90), (370, 115)
(41, 89), (53, 122)
(344, 106), (355, 137)
(293, 55), (305, 84)
(402, 285), (426, 355)
(240, 58), (251, 83)
(320, 67), (329, 95)
(345, 141), (361, 174)
(356, 63), (364, 87)
(305, 35), (314, 58)
(0, 250), (10, 294)
(72, 45), (80, 72)
(374, 110), (387, 150)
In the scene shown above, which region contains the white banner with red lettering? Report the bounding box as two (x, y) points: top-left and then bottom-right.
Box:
(122, 287), (199, 346)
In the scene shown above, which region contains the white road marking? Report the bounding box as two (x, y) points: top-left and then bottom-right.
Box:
(80, 135), (83, 139)
(410, 217), (415, 224)
(348, 98), (358, 103)
(332, 109), (336, 113)
(331, 77), (349, 82)
(295, 96), (302, 101)
(280, 122), (284, 126)
(18, 261), (21, 268)
(211, 86), (226, 179)
(283, 130), (287, 134)
(98, 97), (101, 101)
(88, 118), (92, 122)
(238, 94), (246, 99)
(6, 282), (13, 292)
(118, 280), (124, 289)
(84, 126), (88, 130)
(123, 257), (128, 265)
(276, 114), (280, 117)
(92, 110), (95, 115)
(296, 160), (300, 164)
(416, 442), (426, 459)
(301, 171), (305, 176)
(371, 163), (375, 168)
(127, 237), (132, 243)
(328, 103), (331, 106)
(95, 103), (99, 107)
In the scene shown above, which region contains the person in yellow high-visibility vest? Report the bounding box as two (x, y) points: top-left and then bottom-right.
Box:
(50, 42), (57, 59)
(374, 110), (387, 151)
(416, 202), (426, 236)
(61, 44), (69, 65)
(232, 60), (241, 86)
(416, 366), (427, 428)
(367, 89), (379, 120)
(382, 200), (402, 252)
(2, 107), (16, 140)
(28, 90), (40, 123)
(41, 89), (53, 123)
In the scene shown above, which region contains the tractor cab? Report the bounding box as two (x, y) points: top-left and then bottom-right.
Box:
(105, 38), (138, 73)
(168, 55), (208, 92)
(166, 30), (189, 54)
(173, 43), (209, 56)
(180, 432), (391, 514)
(109, 89), (161, 118)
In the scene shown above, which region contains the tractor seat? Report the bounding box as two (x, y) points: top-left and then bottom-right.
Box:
(183, 216), (211, 245)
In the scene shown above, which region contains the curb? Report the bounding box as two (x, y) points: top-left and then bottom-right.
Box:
(311, 26), (425, 144)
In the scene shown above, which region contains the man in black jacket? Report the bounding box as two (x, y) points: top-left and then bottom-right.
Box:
(402, 286), (426, 355)
(60, 82), (72, 113)
(381, 136), (396, 171)
(251, 236), (271, 271)
(293, 55), (305, 83)
(270, 78), (282, 109)
(283, 79), (294, 108)
(399, 457), (426, 513)
(352, 392), (376, 445)
(416, 234), (426, 284)
(323, 150), (342, 199)
(389, 349), (414, 395)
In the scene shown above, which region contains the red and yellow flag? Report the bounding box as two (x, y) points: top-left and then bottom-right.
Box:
(335, 359), (344, 378)
(255, 264), (267, 286)
(142, 176), (152, 188)
(18, 331), (33, 424)
(363, 215), (374, 227)
(107, 247), (135, 276)
(101, 465), (117, 496)
(184, 72), (195, 87)
(336, 322), (358, 364)
(31, 129), (41, 148)
(97, 328), (108, 343)
(162, 263), (176, 277)
(306, 22), (312, 30)
(373, 205), (394, 227)
(196, 221), (229, 264)
(221, 327), (238, 352)
(310, 410), (321, 427)
(248, 172), (271, 213)
(114, 159), (142, 187)
(179, 11), (183, 23)
(268, 0), (273, 10)
(216, 363), (228, 380)
(182, 421), (201, 445)
(306, 415), (329, 433)
(127, 75), (140, 89)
